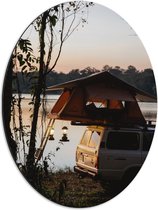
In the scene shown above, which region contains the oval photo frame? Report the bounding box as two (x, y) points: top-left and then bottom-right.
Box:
(2, 0), (157, 208)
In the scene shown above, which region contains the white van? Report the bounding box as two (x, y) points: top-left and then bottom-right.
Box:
(74, 125), (154, 183)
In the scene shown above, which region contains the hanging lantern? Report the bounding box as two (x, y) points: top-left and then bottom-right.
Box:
(49, 127), (55, 141)
(60, 126), (69, 142)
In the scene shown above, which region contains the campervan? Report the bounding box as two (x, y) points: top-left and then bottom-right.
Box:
(74, 125), (154, 184)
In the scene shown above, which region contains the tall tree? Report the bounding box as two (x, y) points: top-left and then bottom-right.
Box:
(3, 38), (36, 162)
(3, 58), (17, 161)
(24, 2), (94, 180)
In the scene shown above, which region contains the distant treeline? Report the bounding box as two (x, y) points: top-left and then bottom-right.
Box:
(12, 65), (156, 96)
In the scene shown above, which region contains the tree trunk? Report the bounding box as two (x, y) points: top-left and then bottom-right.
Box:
(26, 11), (48, 181)
(2, 58), (17, 161)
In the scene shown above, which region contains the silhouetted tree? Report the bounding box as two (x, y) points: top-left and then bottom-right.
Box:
(3, 59), (17, 161)
(23, 2), (94, 181)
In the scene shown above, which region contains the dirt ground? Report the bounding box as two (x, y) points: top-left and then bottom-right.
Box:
(38, 170), (123, 208)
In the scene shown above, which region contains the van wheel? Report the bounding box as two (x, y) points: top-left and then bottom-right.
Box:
(122, 168), (140, 188)
(100, 180), (122, 196)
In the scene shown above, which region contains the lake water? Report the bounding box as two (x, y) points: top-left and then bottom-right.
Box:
(12, 94), (157, 171)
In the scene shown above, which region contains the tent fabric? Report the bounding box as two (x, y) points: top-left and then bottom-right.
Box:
(85, 84), (135, 102)
(48, 90), (71, 119)
(122, 101), (146, 125)
(47, 71), (156, 102)
(47, 71), (156, 125)
(48, 88), (145, 125)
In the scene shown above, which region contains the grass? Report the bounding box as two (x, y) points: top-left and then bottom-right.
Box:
(38, 169), (114, 207)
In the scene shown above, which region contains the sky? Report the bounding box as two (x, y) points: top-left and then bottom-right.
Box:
(22, 2), (152, 73)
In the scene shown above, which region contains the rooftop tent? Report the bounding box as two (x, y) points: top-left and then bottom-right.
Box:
(47, 71), (156, 126)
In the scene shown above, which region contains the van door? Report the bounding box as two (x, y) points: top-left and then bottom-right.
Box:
(141, 131), (154, 162)
(76, 128), (102, 173)
(99, 131), (141, 180)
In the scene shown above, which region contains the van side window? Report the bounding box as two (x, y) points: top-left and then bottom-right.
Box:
(143, 132), (153, 151)
(106, 132), (140, 150)
(81, 130), (92, 145)
(88, 131), (101, 148)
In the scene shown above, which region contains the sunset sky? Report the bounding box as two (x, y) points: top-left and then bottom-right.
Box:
(22, 2), (152, 72)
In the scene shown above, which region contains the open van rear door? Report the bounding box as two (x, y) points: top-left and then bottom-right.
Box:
(76, 127), (103, 175)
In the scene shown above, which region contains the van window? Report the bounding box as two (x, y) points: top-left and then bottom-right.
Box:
(88, 131), (101, 148)
(143, 132), (153, 151)
(106, 132), (140, 150)
(81, 130), (92, 145)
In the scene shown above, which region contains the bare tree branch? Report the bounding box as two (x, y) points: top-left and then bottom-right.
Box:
(46, 3), (65, 74)
(45, 19), (53, 72)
